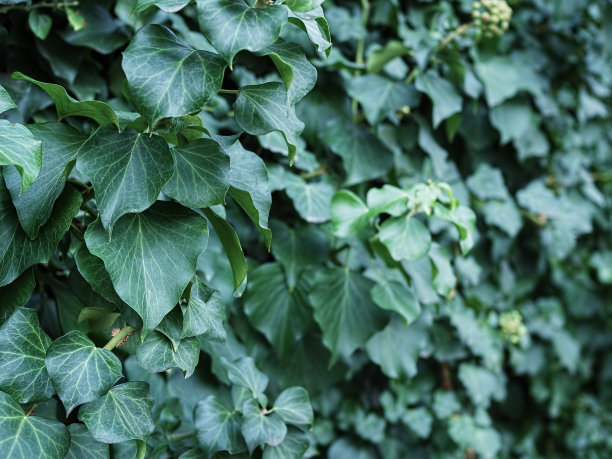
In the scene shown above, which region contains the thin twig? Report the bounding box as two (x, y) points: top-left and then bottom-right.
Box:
(103, 325), (136, 350)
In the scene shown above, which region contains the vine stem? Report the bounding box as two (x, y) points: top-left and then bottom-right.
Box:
(167, 431), (196, 442)
(103, 325), (136, 350)
(218, 89), (240, 95)
(70, 222), (85, 242)
(437, 22), (473, 52)
(300, 166), (326, 179)
(0, 1), (78, 13)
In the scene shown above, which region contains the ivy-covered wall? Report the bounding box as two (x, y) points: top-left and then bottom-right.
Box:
(0, 0), (611, 457)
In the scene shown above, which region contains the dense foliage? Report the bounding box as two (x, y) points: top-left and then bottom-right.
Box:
(0, 0), (611, 457)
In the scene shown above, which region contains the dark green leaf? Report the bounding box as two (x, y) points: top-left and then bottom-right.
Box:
(122, 25), (226, 126)
(76, 125), (173, 232)
(284, 0), (324, 12)
(379, 216), (432, 261)
(79, 382), (155, 443)
(234, 82), (305, 165)
(195, 395), (246, 455)
(85, 201), (208, 331)
(0, 270), (35, 326)
(0, 308), (54, 403)
(66, 423), (110, 459)
(11, 72), (119, 128)
(310, 268), (389, 363)
(196, 0), (288, 65)
(241, 398), (287, 454)
(3, 123), (86, 239)
(370, 278), (421, 325)
(262, 431), (309, 459)
(28, 10), (52, 40)
(0, 120), (41, 193)
(162, 138), (229, 208)
(133, 0), (189, 14)
(0, 84), (17, 114)
(0, 390), (70, 459)
(273, 386), (313, 425)
(284, 175), (334, 223)
(287, 7), (331, 56)
(330, 190), (371, 238)
(45, 331), (123, 414)
(222, 356), (268, 400)
(415, 71), (462, 128)
(0, 183), (81, 287)
(74, 248), (123, 304)
(136, 332), (200, 377)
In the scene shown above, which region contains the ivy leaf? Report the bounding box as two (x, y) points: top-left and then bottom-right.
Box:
(45, 330), (123, 414)
(310, 268), (389, 364)
(347, 75), (420, 126)
(415, 70), (463, 128)
(0, 270), (35, 326)
(234, 82), (305, 165)
(28, 10), (52, 40)
(202, 208), (248, 291)
(76, 125), (173, 232)
(222, 356), (268, 401)
(84, 201), (209, 331)
(262, 431), (309, 459)
(287, 7), (331, 56)
(257, 42), (317, 105)
(11, 72), (119, 128)
(0, 84), (17, 114)
(284, 0), (324, 12)
(379, 216), (432, 261)
(122, 25), (226, 127)
(370, 278), (421, 326)
(183, 278), (226, 342)
(244, 263), (314, 359)
(0, 120), (41, 193)
(0, 183), (81, 287)
(330, 190), (371, 238)
(3, 123), (86, 239)
(65, 423), (110, 459)
(284, 175), (334, 223)
(194, 395), (246, 455)
(0, 308), (54, 403)
(365, 317), (430, 379)
(366, 40), (412, 74)
(226, 141), (272, 249)
(241, 398), (287, 454)
(74, 248), (123, 305)
(0, 391), (70, 459)
(320, 119), (393, 185)
(136, 332), (200, 377)
(162, 138), (229, 208)
(132, 0), (190, 14)
(272, 387), (313, 425)
(196, 0), (288, 66)
(79, 382), (154, 444)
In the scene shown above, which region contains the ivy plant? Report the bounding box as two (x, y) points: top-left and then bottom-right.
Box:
(1, 0), (611, 458)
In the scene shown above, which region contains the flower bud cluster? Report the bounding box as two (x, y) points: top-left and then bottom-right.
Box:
(471, 0), (512, 38)
(499, 310), (527, 344)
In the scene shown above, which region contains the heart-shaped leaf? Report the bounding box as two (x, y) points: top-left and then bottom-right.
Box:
(65, 423), (110, 459)
(136, 332), (200, 377)
(195, 395), (246, 455)
(0, 120), (41, 193)
(272, 387), (313, 425)
(45, 330), (123, 414)
(241, 398), (287, 454)
(122, 25), (226, 126)
(379, 216), (432, 261)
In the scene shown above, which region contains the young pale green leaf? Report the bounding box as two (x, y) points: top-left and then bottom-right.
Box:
(202, 208), (248, 290)
(11, 73), (119, 128)
(241, 398), (287, 454)
(347, 75), (420, 126)
(257, 42), (317, 105)
(28, 10), (52, 40)
(3, 123), (86, 239)
(287, 7), (331, 56)
(0, 120), (41, 193)
(379, 216), (432, 261)
(0, 391), (70, 459)
(136, 332), (200, 377)
(74, 248), (123, 304)
(76, 125), (173, 232)
(270, 221), (328, 288)
(365, 317), (430, 379)
(415, 71), (463, 128)
(65, 423), (110, 459)
(0, 270), (35, 326)
(272, 387), (313, 425)
(370, 279), (421, 326)
(0, 308), (54, 403)
(244, 263), (314, 360)
(320, 119), (393, 185)
(194, 395), (246, 455)
(85, 201), (208, 331)
(0, 183), (81, 287)
(366, 41), (412, 74)
(79, 382), (154, 444)
(330, 190), (371, 238)
(234, 82), (305, 165)
(196, 0), (288, 65)
(226, 141), (272, 249)
(45, 331), (123, 414)
(262, 431), (309, 459)
(0, 84), (16, 114)
(162, 138), (229, 208)
(122, 25), (226, 126)
(222, 356), (268, 400)
(310, 268), (389, 364)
